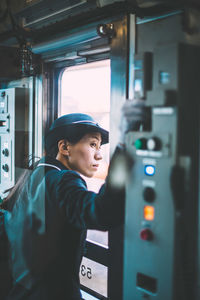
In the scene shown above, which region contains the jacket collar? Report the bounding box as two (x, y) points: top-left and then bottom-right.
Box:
(39, 156), (68, 171)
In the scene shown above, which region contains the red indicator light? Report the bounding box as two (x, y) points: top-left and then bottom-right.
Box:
(144, 205), (154, 221)
(140, 228), (153, 241)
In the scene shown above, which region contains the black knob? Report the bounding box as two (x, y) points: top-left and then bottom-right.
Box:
(143, 187), (156, 203)
(2, 164), (9, 172)
(2, 148), (9, 156)
(1, 91), (5, 97)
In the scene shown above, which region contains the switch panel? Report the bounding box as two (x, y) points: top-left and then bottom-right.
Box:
(123, 43), (200, 300)
(0, 88), (29, 199)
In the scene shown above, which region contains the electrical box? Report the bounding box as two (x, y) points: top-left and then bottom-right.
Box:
(0, 88), (29, 199)
(123, 43), (200, 300)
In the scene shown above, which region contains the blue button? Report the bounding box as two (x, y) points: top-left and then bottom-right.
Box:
(145, 165), (155, 176)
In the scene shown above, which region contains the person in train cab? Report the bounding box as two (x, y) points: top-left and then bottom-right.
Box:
(1, 99), (147, 300)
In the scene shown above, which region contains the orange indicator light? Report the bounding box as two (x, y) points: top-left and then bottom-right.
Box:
(144, 205), (155, 221)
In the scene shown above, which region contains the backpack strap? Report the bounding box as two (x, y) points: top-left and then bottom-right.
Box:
(37, 163), (61, 171)
(0, 208), (13, 299)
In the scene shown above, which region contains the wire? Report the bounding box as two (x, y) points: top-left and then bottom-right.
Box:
(6, 0), (27, 45)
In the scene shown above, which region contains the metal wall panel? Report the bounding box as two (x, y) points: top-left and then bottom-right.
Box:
(123, 14), (200, 299)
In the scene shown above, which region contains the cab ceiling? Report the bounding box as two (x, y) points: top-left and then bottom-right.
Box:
(0, 0), (199, 54)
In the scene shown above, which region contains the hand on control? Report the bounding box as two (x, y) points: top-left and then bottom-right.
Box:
(119, 99), (150, 145)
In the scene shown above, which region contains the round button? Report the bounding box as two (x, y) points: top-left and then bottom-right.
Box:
(147, 137), (161, 151)
(2, 148), (9, 157)
(2, 164), (9, 172)
(140, 228), (153, 241)
(134, 138), (147, 150)
(143, 187), (156, 203)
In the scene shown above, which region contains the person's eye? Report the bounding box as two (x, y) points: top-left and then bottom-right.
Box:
(90, 142), (97, 148)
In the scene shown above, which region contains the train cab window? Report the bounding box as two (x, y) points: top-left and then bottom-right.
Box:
(60, 60), (110, 298)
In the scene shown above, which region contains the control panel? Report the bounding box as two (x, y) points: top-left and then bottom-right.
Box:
(0, 88), (29, 200)
(123, 43), (200, 300)
(124, 107), (177, 299)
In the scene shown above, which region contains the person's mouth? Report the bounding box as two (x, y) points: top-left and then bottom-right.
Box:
(92, 164), (99, 170)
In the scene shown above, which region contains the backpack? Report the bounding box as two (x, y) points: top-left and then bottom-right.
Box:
(0, 209), (13, 299)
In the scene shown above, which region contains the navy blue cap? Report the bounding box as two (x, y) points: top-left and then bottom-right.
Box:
(45, 113), (109, 150)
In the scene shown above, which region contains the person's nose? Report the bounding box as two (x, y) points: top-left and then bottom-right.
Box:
(95, 150), (102, 161)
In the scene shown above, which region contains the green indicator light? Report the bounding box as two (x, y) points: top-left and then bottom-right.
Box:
(135, 139), (143, 149)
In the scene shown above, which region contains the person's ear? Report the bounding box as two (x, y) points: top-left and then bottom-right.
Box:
(57, 139), (70, 155)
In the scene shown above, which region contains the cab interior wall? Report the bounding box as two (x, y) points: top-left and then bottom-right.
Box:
(0, 1), (200, 300)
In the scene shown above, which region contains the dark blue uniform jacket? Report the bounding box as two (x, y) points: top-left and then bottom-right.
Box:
(5, 155), (125, 300)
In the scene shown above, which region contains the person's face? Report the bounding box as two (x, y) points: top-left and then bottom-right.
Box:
(66, 132), (103, 178)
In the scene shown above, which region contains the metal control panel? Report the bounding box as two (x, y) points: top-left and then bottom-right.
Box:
(0, 88), (29, 199)
(123, 43), (200, 300)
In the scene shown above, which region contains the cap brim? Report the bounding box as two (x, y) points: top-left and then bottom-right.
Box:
(45, 123), (109, 150)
